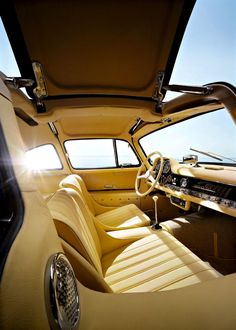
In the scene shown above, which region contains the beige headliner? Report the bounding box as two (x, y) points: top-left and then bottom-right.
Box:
(11, 87), (222, 141)
(8, 80), (236, 149)
(14, 0), (188, 98)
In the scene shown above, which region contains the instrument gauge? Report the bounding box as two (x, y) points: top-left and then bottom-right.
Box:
(163, 160), (171, 174)
(180, 177), (189, 188)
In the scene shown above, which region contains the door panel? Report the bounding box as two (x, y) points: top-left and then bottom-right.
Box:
(91, 190), (140, 207)
(76, 167), (143, 207)
(77, 167), (137, 190)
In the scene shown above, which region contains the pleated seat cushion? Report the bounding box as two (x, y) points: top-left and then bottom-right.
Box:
(60, 174), (151, 230)
(102, 230), (220, 293)
(96, 203), (150, 229)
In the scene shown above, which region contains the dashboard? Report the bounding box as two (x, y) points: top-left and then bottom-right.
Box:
(154, 159), (236, 217)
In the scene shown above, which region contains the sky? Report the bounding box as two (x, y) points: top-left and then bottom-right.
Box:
(0, 0), (235, 165)
(157, 0), (236, 162)
(0, 19), (20, 76)
(166, 0), (236, 100)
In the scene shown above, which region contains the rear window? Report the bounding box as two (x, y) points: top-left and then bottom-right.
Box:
(64, 139), (140, 169)
(26, 144), (62, 170)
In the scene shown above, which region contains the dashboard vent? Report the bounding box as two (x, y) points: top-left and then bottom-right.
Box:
(45, 253), (80, 329)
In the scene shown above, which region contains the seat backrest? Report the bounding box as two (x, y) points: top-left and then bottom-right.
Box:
(47, 187), (103, 275)
(60, 174), (96, 215)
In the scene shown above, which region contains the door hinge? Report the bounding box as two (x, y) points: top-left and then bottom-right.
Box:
(152, 71), (165, 112)
(32, 61), (48, 113)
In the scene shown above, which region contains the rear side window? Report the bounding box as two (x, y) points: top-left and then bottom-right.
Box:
(64, 139), (140, 169)
(26, 144), (62, 170)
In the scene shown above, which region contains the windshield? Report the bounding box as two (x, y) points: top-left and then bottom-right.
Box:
(139, 109), (236, 165)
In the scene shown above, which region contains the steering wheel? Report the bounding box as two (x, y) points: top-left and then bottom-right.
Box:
(135, 151), (164, 197)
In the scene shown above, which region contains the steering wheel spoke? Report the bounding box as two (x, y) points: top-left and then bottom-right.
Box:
(148, 174), (155, 184)
(137, 173), (147, 180)
(135, 151), (164, 197)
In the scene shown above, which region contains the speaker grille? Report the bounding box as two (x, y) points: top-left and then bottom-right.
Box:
(45, 253), (80, 329)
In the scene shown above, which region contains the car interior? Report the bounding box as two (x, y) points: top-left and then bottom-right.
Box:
(0, 0), (236, 329)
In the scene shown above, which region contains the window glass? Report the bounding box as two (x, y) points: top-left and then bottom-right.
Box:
(26, 144), (62, 170)
(139, 109), (236, 165)
(64, 139), (139, 169)
(116, 140), (139, 167)
(64, 139), (116, 169)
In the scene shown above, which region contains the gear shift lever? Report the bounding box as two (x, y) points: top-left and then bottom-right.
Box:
(152, 195), (161, 230)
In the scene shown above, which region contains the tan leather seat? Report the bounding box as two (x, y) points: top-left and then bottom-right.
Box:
(47, 188), (220, 293)
(59, 174), (150, 230)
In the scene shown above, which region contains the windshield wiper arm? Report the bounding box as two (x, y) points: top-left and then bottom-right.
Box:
(190, 148), (236, 163)
(190, 148), (222, 161)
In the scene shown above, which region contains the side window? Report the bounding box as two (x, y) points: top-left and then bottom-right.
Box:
(116, 140), (139, 167)
(64, 139), (139, 169)
(26, 144), (62, 170)
(64, 139), (116, 169)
